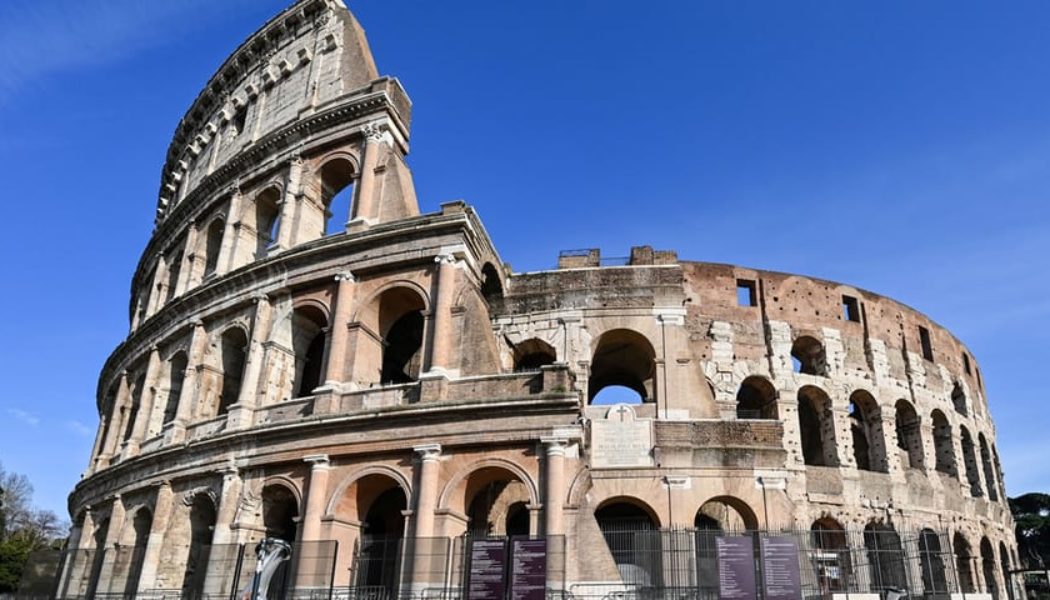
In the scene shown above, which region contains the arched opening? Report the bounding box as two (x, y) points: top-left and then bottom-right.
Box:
(954, 532), (977, 593)
(123, 508), (152, 598)
(203, 218), (225, 277)
(812, 518), (853, 594)
(952, 382), (968, 417)
(254, 187), (282, 258)
(932, 410), (956, 476)
(376, 288), (425, 384)
(181, 494), (217, 599)
(463, 467), (532, 537)
(695, 497), (758, 531)
(791, 336), (827, 376)
(357, 486), (408, 594)
(960, 426), (983, 497)
(320, 158), (355, 236)
(292, 306), (328, 397)
(999, 541), (1011, 600)
(262, 485), (299, 543)
(512, 338), (556, 372)
(122, 373), (146, 443)
(894, 400), (924, 470)
(480, 263), (503, 304)
(981, 537), (999, 599)
(798, 386), (838, 466)
(595, 499), (661, 587)
(863, 522), (907, 593)
(165, 250), (183, 303)
(979, 433), (999, 502)
(218, 328), (248, 415)
(589, 329), (656, 403)
(993, 445), (1007, 503)
(849, 390), (887, 472)
(736, 376), (778, 420)
(919, 528), (949, 595)
(136, 265), (156, 324)
(162, 351), (188, 426)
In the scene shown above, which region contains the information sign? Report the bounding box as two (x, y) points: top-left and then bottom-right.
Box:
(467, 539), (507, 600)
(716, 536), (757, 600)
(509, 538), (547, 600)
(760, 536), (803, 600)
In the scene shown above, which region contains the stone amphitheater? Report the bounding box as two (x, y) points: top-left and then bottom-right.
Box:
(57, 1), (1019, 598)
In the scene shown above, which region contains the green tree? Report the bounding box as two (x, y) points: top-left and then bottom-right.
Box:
(0, 463), (67, 593)
(1010, 493), (1050, 569)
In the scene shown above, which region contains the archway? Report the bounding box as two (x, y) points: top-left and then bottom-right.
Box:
(812, 518), (852, 593)
(218, 328), (248, 415)
(162, 351), (188, 426)
(736, 376), (778, 420)
(798, 386), (838, 466)
(291, 305), (328, 397)
(83, 517), (110, 600)
(998, 541), (1011, 600)
(894, 400), (924, 470)
(952, 382), (968, 416)
(122, 508), (152, 598)
(981, 537), (999, 599)
(979, 434), (999, 502)
(919, 528), (949, 595)
(180, 494), (217, 599)
(262, 484), (299, 543)
(588, 329), (656, 403)
(512, 338), (556, 372)
(463, 467), (533, 537)
(358, 485), (408, 594)
(960, 426), (983, 497)
(202, 218), (225, 277)
(254, 187), (281, 258)
(319, 157), (355, 236)
(791, 336), (827, 376)
(695, 497), (758, 531)
(931, 410), (956, 475)
(954, 532), (976, 593)
(377, 288), (425, 384)
(849, 390), (887, 472)
(480, 263), (503, 304)
(595, 499), (661, 587)
(863, 522), (907, 592)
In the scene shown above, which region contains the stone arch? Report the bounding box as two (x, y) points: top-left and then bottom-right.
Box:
(216, 326), (248, 415)
(960, 426), (983, 497)
(480, 262), (503, 304)
(588, 328), (657, 404)
(863, 521), (907, 592)
(981, 536), (999, 599)
(919, 528), (950, 595)
(979, 433), (999, 502)
(931, 410), (956, 475)
(180, 492), (217, 599)
(894, 399), (924, 470)
(439, 459), (539, 536)
(120, 506), (152, 597)
(325, 465), (413, 518)
(694, 496), (758, 531)
(353, 282), (431, 386)
(595, 496), (662, 530)
(791, 335), (827, 376)
(252, 185), (283, 259)
(736, 375), (778, 420)
(161, 350), (189, 428)
(849, 389), (887, 472)
(952, 381), (968, 416)
(261, 482), (300, 542)
(317, 155), (358, 235)
(798, 385), (838, 466)
(201, 216), (226, 277)
(811, 517), (852, 593)
(954, 532), (977, 593)
(594, 497), (663, 587)
(998, 541), (1011, 600)
(512, 338), (557, 372)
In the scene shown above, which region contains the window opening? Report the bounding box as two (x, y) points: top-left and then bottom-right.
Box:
(736, 279), (757, 307)
(842, 295), (860, 322)
(919, 326), (934, 361)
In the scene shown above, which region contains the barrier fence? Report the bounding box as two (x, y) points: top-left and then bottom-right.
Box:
(12, 528), (1008, 600)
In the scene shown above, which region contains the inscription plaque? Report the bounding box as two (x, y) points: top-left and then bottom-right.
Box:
(590, 404), (654, 468)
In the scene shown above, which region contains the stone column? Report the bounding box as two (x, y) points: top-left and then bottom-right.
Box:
(300, 455), (331, 543)
(542, 438), (568, 536)
(146, 257), (169, 317)
(126, 347), (163, 456)
(323, 272), (356, 386)
(203, 465), (243, 596)
(136, 481), (173, 590)
(228, 295), (274, 429)
(276, 158), (303, 249)
(170, 321), (207, 443)
(95, 496), (126, 595)
(412, 445), (442, 540)
(177, 221), (199, 293)
(218, 187), (243, 273)
(351, 122), (385, 224)
(427, 254), (457, 374)
(86, 416), (108, 476)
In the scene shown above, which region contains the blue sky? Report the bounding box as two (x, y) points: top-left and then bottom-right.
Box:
(1, 0), (1048, 518)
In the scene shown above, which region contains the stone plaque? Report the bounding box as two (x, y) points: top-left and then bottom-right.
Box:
(590, 404), (654, 468)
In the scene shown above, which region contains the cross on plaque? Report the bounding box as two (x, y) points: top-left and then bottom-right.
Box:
(614, 404), (630, 422)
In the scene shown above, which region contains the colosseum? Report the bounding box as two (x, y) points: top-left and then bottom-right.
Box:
(56, 1), (1019, 599)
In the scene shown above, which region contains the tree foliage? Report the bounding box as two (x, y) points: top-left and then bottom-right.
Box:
(1010, 492), (1050, 569)
(0, 462), (67, 593)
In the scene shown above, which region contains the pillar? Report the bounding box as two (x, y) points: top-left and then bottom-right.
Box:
(125, 347), (162, 456)
(427, 254), (457, 374)
(323, 272), (356, 387)
(86, 416), (108, 476)
(176, 221), (199, 294)
(217, 187), (243, 274)
(203, 465), (243, 597)
(228, 294), (274, 429)
(300, 454), (331, 543)
(542, 438), (568, 537)
(275, 158), (303, 249)
(99, 372), (131, 465)
(412, 445), (442, 540)
(95, 496), (126, 595)
(136, 481), (173, 590)
(170, 321), (207, 443)
(351, 122), (385, 224)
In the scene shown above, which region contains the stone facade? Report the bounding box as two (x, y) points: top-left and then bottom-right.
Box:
(63, 0), (1017, 597)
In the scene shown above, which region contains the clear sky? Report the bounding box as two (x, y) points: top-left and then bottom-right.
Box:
(1, 0), (1048, 519)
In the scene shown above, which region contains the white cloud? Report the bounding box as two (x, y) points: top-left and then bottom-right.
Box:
(7, 408), (40, 427)
(64, 420), (93, 437)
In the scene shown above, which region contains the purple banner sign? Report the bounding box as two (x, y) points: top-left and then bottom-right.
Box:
(509, 538), (547, 600)
(467, 539), (507, 600)
(760, 536), (803, 600)
(716, 536), (757, 600)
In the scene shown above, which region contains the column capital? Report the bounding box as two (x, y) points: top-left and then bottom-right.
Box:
(334, 271), (355, 283)
(434, 253), (457, 266)
(414, 444), (442, 461)
(304, 454), (330, 469)
(541, 437), (570, 457)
